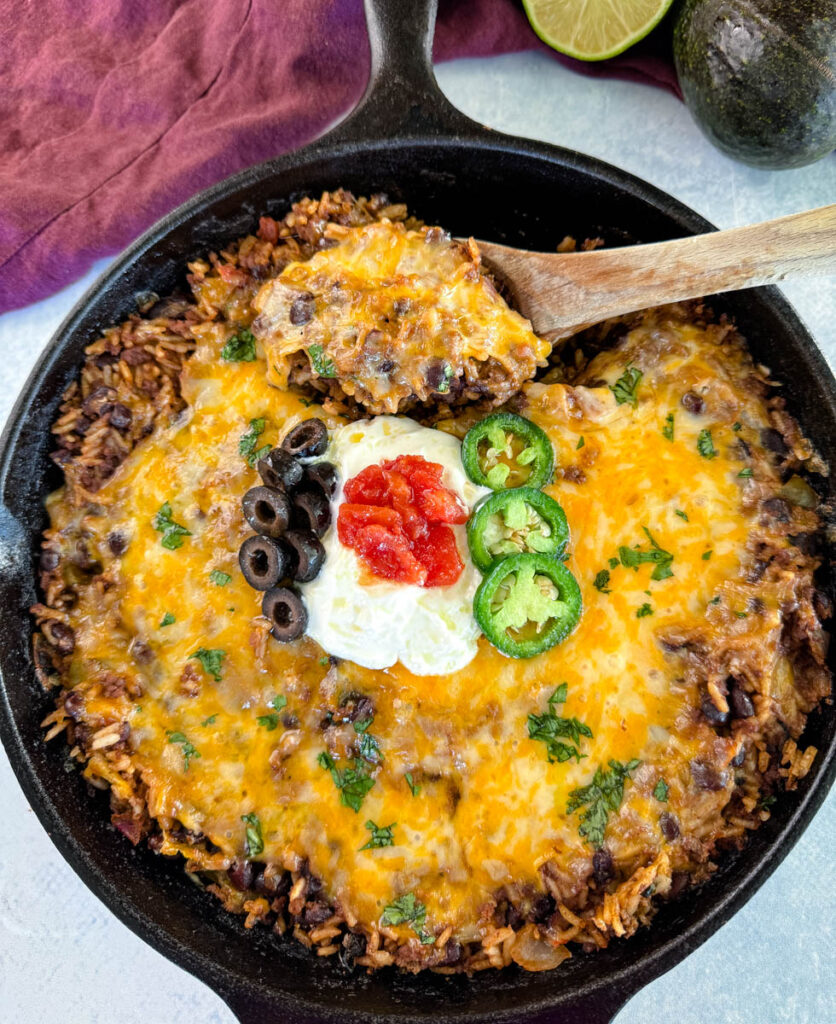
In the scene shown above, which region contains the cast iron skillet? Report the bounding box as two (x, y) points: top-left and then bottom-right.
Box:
(1, 1), (834, 1021)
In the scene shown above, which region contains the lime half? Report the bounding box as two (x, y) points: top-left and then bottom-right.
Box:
(522, 0), (674, 62)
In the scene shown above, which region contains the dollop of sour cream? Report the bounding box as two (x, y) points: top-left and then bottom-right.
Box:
(301, 417), (489, 675)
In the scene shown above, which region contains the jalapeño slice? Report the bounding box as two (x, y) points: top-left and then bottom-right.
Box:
(467, 487), (569, 573)
(474, 553), (582, 659)
(461, 412), (554, 491)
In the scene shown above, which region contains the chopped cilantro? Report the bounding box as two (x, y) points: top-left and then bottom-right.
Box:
(610, 366), (643, 407)
(167, 730), (200, 771)
(576, 436), (585, 450)
(593, 569), (611, 594)
(318, 656), (331, 667)
(702, 550), (713, 561)
(189, 647), (226, 682)
(353, 716), (374, 734)
(734, 610), (748, 619)
(270, 694), (287, 712)
(357, 731), (381, 764)
(241, 812), (264, 856)
(238, 418), (268, 465)
(608, 556), (620, 570)
(257, 713), (280, 731)
(636, 603), (653, 618)
(159, 612), (176, 628)
(405, 772), (421, 797)
(209, 569), (231, 587)
(619, 527), (674, 581)
(662, 412), (674, 441)
(308, 343), (337, 378)
(222, 329), (257, 362)
(201, 714), (217, 727)
(653, 778), (669, 802)
(381, 893), (434, 944)
(317, 751), (375, 812)
(759, 794), (777, 809)
(674, 509), (688, 521)
(567, 758), (641, 849)
(733, 422), (742, 431)
(709, 596), (721, 605)
(360, 820), (396, 850)
(528, 683), (592, 764)
(152, 501), (191, 550)
(738, 467), (753, 478)
(697, 428), (717, 459)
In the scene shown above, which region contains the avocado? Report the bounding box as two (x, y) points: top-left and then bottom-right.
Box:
(673, 0), (835, 169)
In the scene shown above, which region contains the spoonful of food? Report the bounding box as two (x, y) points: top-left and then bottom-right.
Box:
(471, 204), (836, 340)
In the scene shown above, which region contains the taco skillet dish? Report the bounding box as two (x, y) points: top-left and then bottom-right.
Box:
(34, 191), (831, 974)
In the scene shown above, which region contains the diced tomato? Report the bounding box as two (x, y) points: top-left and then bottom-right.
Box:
(352, 524), (427, 586)
(337, 454), (468, 588)
(414, 523), (464, 586)
(337, 504), (402, 546)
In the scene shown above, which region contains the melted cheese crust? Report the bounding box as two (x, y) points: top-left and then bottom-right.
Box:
(45, 306), (819, 949)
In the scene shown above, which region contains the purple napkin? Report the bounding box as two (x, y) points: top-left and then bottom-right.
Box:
(0, 0), (679, 314)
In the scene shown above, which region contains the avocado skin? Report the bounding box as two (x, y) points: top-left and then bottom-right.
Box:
(673, 0), (836, 169)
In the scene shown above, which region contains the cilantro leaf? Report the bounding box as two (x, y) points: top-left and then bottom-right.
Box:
(436, 364), (455, 394)
(257, 713), (280, 731)
(189, 647), (226, 682)
(222, 329), (257, 362)
(241, 812), (264, 856)
(360, 820), (396, 850)
(317, 751), (375, 812)
(209, 569), (231, 587)
(528, 683), (592, 764)
(738, 467), (753, 478)
(653, 778), (669, 802)
(308, 343), (337, 378)
(270, 694), (287, 712)
(404, 772), (421, 797)
(618, 526), (674, 582)
(593, 569), (611, 593)
(636, 602), (653, 618)
(159, 612), (176, 628)
(357, 731), (381, 764)
(608, 556), (619, 570)
(697, 428), (717, 459)
(674, 509), (688, 521)
(381, 892), (434, 944)
(576, 436), (585, 450)
(167, 730), (200, 771)
(567, 758), (641, 849)
(702, 550), (713, 561)
(152, 501), (191, 550)
(610, 366), (643, 407)
(201, 714), (217, 726)
(662, 412), (674, 441)
(238, 418), (267, 465)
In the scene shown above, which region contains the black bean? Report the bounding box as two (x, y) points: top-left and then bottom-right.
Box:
(592, 848), (614, 885)
(45, 620), (75, 655)
(262, 587), (307, 642)
(441, 939), (463, 966)
(109, 403), (133, 431)
(121, 346), (152, 366)
(228, 859), (256, 891)
(760, 428), (789, 457)
(239, 535), (289, 591)
(255, 870), (289, 898)
(82, 385), (117, 418)
(528, 893), (554, 924)
(340, 931), (366, 970)
(302, 901), (332, 926)
(289, 292), (315, 326)
(281, 419), (328, 459)
(425, 361), (449, 391)
(378, 359), (396, 373)
(283, 529), (325, 583)
(392, 298), (411, 317)
(681, 391), (704, 414)
(659, 812), (680, 841)
(731, 747), (746, 768)
(789, 532), (820, 557)
(107, 532), (128, 556)
(64, 690), (85, 721)
(40, 549), (60, 574)
(304, 461), (338, 498)
(729, 687), (755, 719)
(700, 691), (730, 726)
(762, 497), (791, 523)
(242, 486), (291, 538)
(292, 487), (331, 537)
(690, 759), (728, 791)
(257, 448), (304, 491)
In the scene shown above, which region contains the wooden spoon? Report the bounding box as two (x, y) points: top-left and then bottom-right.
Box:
(471, 204), (836, 340)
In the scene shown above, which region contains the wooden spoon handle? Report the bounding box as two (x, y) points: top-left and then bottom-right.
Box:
(479, 204), (836, 336)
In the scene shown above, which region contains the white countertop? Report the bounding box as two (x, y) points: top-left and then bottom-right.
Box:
(1, 51), (834, 1024)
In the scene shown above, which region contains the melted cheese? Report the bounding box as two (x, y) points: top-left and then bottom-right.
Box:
(48, 311), (793, 942)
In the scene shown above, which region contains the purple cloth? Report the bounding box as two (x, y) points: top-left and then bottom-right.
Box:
(0, 0), (679, 313)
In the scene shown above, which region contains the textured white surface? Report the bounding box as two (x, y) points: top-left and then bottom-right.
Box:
(1, 51), (834, 1023)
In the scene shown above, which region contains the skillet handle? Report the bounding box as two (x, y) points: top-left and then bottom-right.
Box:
(323, 0), (480, 145)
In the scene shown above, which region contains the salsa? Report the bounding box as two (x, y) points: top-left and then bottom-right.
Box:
(337, 455), (468, 587)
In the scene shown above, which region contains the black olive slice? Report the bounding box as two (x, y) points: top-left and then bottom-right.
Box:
(262, 586), (308, 642)
(239, 535), (289, 591)
(292, 487), (331, 537)
(304, 461), (338, 498)
(257, 448), (304, 491)
(242, 486), (291, 538)
(281, 418), (328, 459)
(283, 529), (326, 583)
